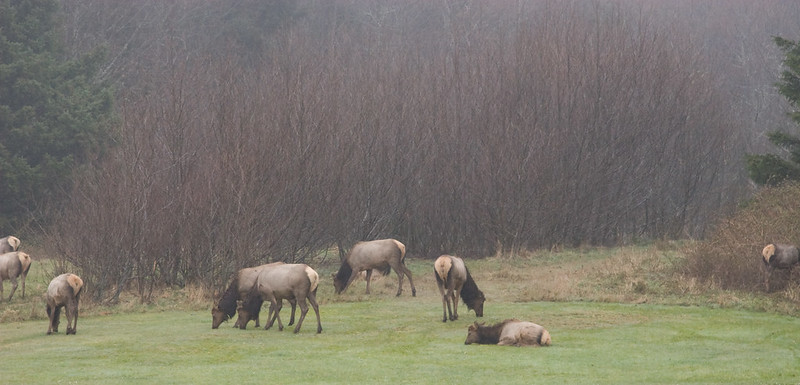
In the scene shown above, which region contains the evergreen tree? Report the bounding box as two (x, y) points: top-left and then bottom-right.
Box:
(0, 0), (114, 232)
(746, 37), (800, 186)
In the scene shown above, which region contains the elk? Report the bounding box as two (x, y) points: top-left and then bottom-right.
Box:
(434, 255), (485, 322)
(0, 251), (32, 301)
(465, 319), (551, 347)
(333, 239), (416, 296)
(761, 243), (800, 292)
(46, 273), (84, 335)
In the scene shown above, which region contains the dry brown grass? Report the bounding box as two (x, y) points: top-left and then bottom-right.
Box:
(464, 243), (684, 304)
(9, 234), (800, 324)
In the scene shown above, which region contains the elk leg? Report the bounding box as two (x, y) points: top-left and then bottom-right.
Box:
(406, 266), (417, 297)
(452, 288), (460, 321)
(46, 304), (55, 334)
(65, 302), (73, 334)
(66, 300), (77, 335)
(365, 269), (373, 294)
(288, 299), (297, 326)
(265, 302), (277, 329)
(294, 297), (308, 334)
(447, 291), (456, 321)
(437, 283), (448, 322)
(72, 298), (79, 334)
(765, 267), (772, 292)
(51, 305), (61, 333)
(6, 277), (17, 301)
(274, 300), (285, 331)
(265, 296), (280, 330)
(391, 262), (416, 297)
(307, 291), (322, 334)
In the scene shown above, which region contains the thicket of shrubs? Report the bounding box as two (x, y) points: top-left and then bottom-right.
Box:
(31, 1), (800, 303)
(684, 183), (800, 292)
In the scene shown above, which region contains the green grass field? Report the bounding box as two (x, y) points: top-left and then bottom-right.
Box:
(2, 245), (800, 384)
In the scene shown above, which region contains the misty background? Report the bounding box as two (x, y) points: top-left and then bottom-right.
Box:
(21, 0), (800, 299)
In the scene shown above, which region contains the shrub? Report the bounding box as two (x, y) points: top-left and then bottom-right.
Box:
(684, 183), (800, 291)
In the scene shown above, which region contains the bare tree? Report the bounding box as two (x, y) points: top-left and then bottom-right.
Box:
(45, 0), (800, 300)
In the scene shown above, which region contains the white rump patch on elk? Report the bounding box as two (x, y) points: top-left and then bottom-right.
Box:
(67, 274), (84, 293)
(17, 252), (31, 273)
(434, 256), (452, 281)
(391, 239), (407, 261)
(6, 236), (19, 251)
(762, 244), (776, 263)
(305, 266), (319, 292)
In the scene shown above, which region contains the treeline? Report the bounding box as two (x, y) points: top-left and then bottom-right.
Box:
(36, 0), (800, 301)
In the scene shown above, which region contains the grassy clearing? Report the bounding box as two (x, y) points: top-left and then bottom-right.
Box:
(2, 300), (799, 384)
(2, 243), (800, 383)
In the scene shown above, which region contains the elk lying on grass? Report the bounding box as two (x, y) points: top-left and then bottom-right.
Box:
(46, 273), (84, 335)
(465, 319), (551, 347)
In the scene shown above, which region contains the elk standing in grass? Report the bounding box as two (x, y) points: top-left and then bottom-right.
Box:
(761, 243), (800, 292)
(333, 239), (416, 296)
(434, 255), (485, 322)
(0, 235), (20, 254)
(212, 262), (296, 329)
(238, 263), (322, 334)
(46, 273), (83, 335)
(0, 251), (32, 301)
(465, 319), (551, 347)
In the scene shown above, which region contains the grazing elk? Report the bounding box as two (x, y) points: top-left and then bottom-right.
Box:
(434, 255), (485, 322)
(465, 319), (551, 347)
(761, 243), (800, 292)
(0, 235), (20, 254)
(46, 273), (84, 335)
(333, 239), (416, 296)
(0, 251), (32, 301)
(238, 263), (322, 334)
(212, 262), (296, 329)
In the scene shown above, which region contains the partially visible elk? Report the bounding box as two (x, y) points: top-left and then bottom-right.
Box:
(434, 255), (485, 322)
(333, 239), (416, 296)
(46, 273), (84, 335)
(465, 319), (551, 347)
(211, 262), (296, 329)
(0, 235), (20, 253)
(0, 251), (32, 301)
(761, 243), (800, 292)
(238, 263), (322, 334)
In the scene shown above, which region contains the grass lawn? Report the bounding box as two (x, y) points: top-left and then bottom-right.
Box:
(2, 244), (800, 384)
(2, 301), (799, 384)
